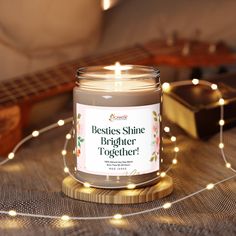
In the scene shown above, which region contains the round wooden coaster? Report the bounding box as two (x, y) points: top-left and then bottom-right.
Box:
(62, 175), (173, 204)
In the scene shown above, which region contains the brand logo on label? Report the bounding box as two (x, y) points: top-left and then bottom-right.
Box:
(109, 113), (128, 122)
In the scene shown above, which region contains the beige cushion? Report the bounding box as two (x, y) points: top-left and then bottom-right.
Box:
(0, 0), (102, 80)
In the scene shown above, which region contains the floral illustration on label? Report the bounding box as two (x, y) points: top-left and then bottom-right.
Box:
(77, 113), (84, 157)
(150, 111), (160, 162)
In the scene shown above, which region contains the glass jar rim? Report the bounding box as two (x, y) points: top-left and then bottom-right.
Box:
(77, 65), (160, 81)
(76, 65), (160, 91)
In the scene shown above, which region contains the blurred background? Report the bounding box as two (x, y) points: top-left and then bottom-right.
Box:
(1, 0), (236, 153)
(1, 0), (236, 81)
(1, 2), (236, 234)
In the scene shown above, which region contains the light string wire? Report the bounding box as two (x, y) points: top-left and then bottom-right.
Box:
(0, 79), (235, 222)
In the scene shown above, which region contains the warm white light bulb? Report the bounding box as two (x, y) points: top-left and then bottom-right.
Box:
(164, 126), (170, 133)
(211, 84), (218, 90)
(219, 143), (224, 149)
(219, 98), (225, 105)
(206, 183), (214, 190)
(219, 120), (225, 126)
(226, 163), (231, 168)
(102, 0), (111, 10)
(174, 147), (179, 153)
(113, 214), (122, 220)
(83, 182), (91, 188)
(163, 202), (172, 209)
(58, 120), (65, 126)
(162, 82), (171, 92)
(8, 152), (15, 160)
(61, 150), (67, 156)
(160, 172), (166, 178)
(8, 210), (17, 216)
(192, 78), (199, 85)
(64, 167), (69, 173)
(127, 183), (136, 189)
(171, 136), (176, 142)
(61, 215), (70, 221)
(32, 131), (39, 137)
(66, 134), (72, 140)
(172, 159), (177, 164)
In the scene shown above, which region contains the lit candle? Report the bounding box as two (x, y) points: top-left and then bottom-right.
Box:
(73, 63), (162, 188)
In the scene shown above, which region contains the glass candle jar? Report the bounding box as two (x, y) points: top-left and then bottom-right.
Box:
(73, 64), (162, 189)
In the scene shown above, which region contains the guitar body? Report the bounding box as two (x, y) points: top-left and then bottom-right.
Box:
(0, 105), (22, 155)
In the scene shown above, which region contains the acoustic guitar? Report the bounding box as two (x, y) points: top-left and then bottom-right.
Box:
(0, 38), (235, 155)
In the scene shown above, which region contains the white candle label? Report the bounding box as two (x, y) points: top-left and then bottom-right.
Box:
(76, 103), (160, 176)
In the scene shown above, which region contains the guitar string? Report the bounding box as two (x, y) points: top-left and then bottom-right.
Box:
(0, 47), (150, 105)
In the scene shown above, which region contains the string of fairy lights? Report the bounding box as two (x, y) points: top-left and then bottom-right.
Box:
(0, 79), (235, 222)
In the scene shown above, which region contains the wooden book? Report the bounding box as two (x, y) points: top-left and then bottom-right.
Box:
(164, 73), (236, 138)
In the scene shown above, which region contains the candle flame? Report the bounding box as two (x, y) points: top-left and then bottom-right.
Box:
(104, 62), (132, 88)
(114, 62), (121, 78)
(104, 62), (132, 79)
